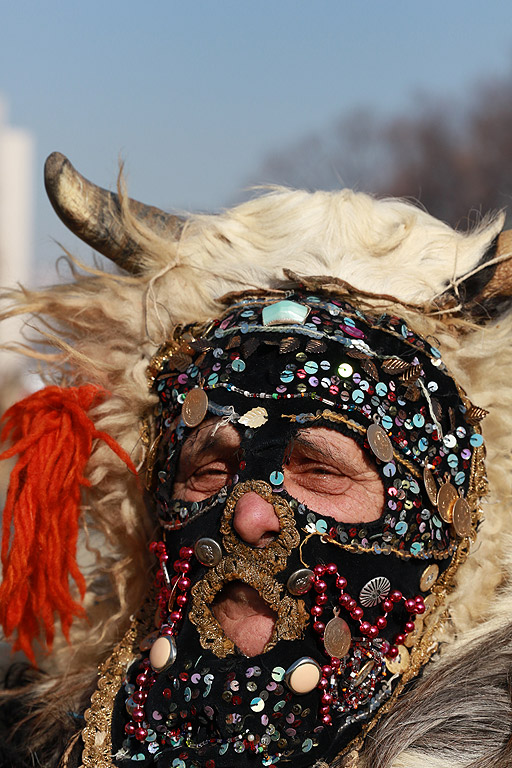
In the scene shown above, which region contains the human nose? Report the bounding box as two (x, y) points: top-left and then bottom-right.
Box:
(233, 491), (281, 547)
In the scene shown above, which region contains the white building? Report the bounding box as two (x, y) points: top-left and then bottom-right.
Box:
(0, 97), (34, 380)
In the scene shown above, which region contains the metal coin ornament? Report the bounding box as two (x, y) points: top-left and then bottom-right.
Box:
(323, 611), (352, 659)
(182, 388), (209, 428)
(385, 644), (410, 675)
(284, 657), (322, 695)
(423, 466), (439, 506)
(367, 423), (394, 462)
(452, 498), (472, 538)
(149, 635), (177, 672)
(419, 564), (439, 592)
(423, 593), (437, 616)
(287, 568), (315, 596)
(404, 617), (424, 648)
(194, 537), (222, 567)
(437, 481), (458, 523)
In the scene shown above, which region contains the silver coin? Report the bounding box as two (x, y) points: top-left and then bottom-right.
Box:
(194, 537), (222, 567)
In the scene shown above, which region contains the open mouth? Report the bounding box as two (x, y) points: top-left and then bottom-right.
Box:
(211, 580), (277, 656)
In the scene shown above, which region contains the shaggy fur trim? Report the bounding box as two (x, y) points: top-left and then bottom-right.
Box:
(1, 186), (512, 766)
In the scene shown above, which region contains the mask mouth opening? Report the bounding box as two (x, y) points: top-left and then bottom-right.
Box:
(211, 580), (277, 657)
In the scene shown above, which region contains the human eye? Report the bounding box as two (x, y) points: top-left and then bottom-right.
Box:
(283, 428), (384, 523)
(285, 453), (349, 492)
(173, 458), (233, 502)
(171, 422), (240, 503)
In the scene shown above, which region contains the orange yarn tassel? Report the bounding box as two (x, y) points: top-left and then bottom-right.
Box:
(0, 384), (137, 663)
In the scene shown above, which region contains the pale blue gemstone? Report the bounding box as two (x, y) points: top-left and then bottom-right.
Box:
(262, 300), (309, 326)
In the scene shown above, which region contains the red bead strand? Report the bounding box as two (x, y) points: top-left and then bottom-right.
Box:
(124, 541), (193, 741)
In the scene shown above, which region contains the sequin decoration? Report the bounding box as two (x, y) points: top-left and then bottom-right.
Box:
(152, 290), (486, 566)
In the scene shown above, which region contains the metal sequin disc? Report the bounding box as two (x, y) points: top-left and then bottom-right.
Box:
(182, 388), (209, 428)
(452, 498), (472, 538)
(286, 568), (315, 596)
(149, 635), (177, 672)
(284, 657), (322, 695)
(323, 617), (352, 659)
(423, 467), (438, 506)
(367, 423), (394, 462)
(437, 482), (458, 523)
(194, 537), (222, 567)
(419, 564), (439, 592)
(385, 645), (410, 675)
(423, 593), (437, 616)
(404, 617), (424, 648)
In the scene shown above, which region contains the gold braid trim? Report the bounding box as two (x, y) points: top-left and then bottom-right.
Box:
(299, 530), (456, 563)
(189, 479), (308, 656)
(80, 617), (144, 768)
(189, 557), (309, 657)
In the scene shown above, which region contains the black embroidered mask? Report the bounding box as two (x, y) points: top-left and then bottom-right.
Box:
(111, 291), (486, 767)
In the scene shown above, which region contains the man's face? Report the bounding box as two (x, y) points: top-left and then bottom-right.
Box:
(172, 420), (384, 657)
(114, 292), (482, 767)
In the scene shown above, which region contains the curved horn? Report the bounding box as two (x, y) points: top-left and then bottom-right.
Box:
(477, 230), (512, 303)
(436, 229), (512, 319)
(44, 152), (184, 273)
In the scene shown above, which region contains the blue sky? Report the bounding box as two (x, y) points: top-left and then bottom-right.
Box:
(1, 0), (512, 277)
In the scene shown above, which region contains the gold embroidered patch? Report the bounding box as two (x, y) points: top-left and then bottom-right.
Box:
(220, 479), (300, 572)
(188, 557), (309, 657)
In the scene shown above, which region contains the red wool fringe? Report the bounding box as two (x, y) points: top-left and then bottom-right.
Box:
(0, 384), (137, 663)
